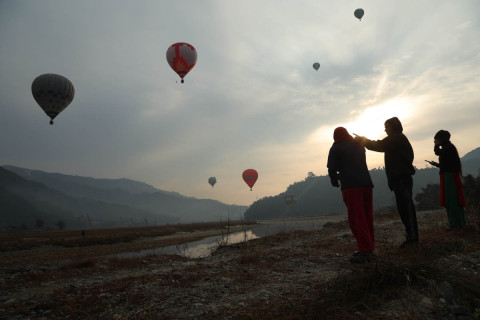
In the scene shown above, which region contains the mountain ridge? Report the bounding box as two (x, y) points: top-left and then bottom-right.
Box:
(2, 146), (478, 229)
(0, 166), (247, 230)
(2, 165), (184, 197)
(244, 146), (480, 219)
(0, 167), (179, 229)
(461, 147), (480, 161)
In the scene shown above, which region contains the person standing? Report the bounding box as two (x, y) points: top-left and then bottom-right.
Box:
(427, 130), (466, 229)
(327, 127), (375, 263)
(354, 117), (418, 248)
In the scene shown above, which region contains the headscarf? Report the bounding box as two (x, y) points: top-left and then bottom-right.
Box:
(333, 127), (354, 143)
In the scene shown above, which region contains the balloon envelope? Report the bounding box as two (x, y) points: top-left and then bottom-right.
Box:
(354, 8), (364, 20)
(208, 177), (217, 187)
(166, 42), (197, 83)
(242, 169), (258, 191)
(31, 73), (75, 125)
(313, 62), (320, 71)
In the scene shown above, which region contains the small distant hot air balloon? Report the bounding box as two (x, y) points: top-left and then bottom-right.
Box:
(166, 42), (197, 83)
(354, 8), (364, 21)
(208, 177), (217, 187)
(242, 169), (258, 191)
(31, 73), (75, 125)
(285, 195), (298, 208)
(313, 62), (320, 71)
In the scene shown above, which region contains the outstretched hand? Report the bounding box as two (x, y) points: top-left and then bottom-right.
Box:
(353, 133), (366, 142)
(425, 160), (439, 167)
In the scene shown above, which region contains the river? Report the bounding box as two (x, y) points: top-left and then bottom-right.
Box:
(116, 214), (346, 259)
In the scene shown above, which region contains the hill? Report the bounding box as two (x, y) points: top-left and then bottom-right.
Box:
(3, 165), (246, 222)
(0, 167), (178, 229)
(462, 147), (480, 177)
(244, 147), (480, 220)
(461, 146), (480, 161)
(2, 146), (478, 227)
(0, 167), (247, 230)
(2, 165), (183, 197)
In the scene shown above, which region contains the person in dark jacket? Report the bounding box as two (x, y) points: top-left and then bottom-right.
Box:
(354, 117), (418, 248)
(327, 127), (375, 263)
(427, 130), (466, 229)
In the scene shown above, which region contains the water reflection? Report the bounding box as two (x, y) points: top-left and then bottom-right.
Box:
(171, 230), (258, 258)
(115, 215), (345, 259)
(116, 230), (258, 259)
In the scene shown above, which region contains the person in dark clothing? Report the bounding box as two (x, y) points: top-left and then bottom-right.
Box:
(327, 127), (375, 263)
(426, 130), (466, 228)
(354, 117), (418, 248)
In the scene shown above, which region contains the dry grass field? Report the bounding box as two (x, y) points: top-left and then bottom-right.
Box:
(0, 220), (256, 266)
(1, 210), (479, 319)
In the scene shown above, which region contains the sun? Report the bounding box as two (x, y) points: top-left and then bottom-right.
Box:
(308, 97), (415, 147)
(345, 98), (414, 140)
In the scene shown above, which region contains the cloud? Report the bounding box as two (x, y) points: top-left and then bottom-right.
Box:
(1, 1), (480, 205)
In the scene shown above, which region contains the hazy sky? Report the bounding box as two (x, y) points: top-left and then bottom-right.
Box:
(1, 1), (479, 206)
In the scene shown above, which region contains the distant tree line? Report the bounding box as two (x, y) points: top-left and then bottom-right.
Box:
(245, 168), (479, 220)
(245, 170), (388, 220)
(414, 184), (441, 211)
(414, 174), (480, 212)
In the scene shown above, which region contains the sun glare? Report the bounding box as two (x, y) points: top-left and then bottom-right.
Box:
(307, 98), (416, 172)
(345, 98), (414, 140)
(309, 98), (415, 146)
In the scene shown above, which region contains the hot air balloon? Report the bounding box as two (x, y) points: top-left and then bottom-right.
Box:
(354, 8), (364, 21)
(285, 195), (297, 208)
(31, 73), (75, 125)
(242, 169), (258, 191)
(313, 62), (320, 71)
(208, 177), (217, 187)
(166, 42), (197, 83)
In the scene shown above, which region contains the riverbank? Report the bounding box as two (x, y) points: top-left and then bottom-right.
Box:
(1, 209), (479, 319)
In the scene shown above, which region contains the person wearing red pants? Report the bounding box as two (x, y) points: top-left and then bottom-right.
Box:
(327, 127), (375, 264)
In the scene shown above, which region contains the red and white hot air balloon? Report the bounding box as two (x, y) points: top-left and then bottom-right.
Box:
(166, 42), (197, 83)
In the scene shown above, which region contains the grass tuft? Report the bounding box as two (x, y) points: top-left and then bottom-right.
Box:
(61, 258), (97, 270)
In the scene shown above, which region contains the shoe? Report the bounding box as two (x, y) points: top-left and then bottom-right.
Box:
(349, 251), (373, 264)
(399, 240), (418, 249)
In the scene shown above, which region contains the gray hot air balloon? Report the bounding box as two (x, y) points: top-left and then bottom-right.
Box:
(208, 177), (217, 187)
(354, 8), (364, 21)
(31, 73), (75, 125)
(313, 62), (320, 71)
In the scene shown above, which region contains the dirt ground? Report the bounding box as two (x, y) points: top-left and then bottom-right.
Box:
(1, 210), (479, 320)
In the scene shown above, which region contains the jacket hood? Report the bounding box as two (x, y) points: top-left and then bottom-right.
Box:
(333, 127), (354, 143)
(384, 117), (403, 134)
